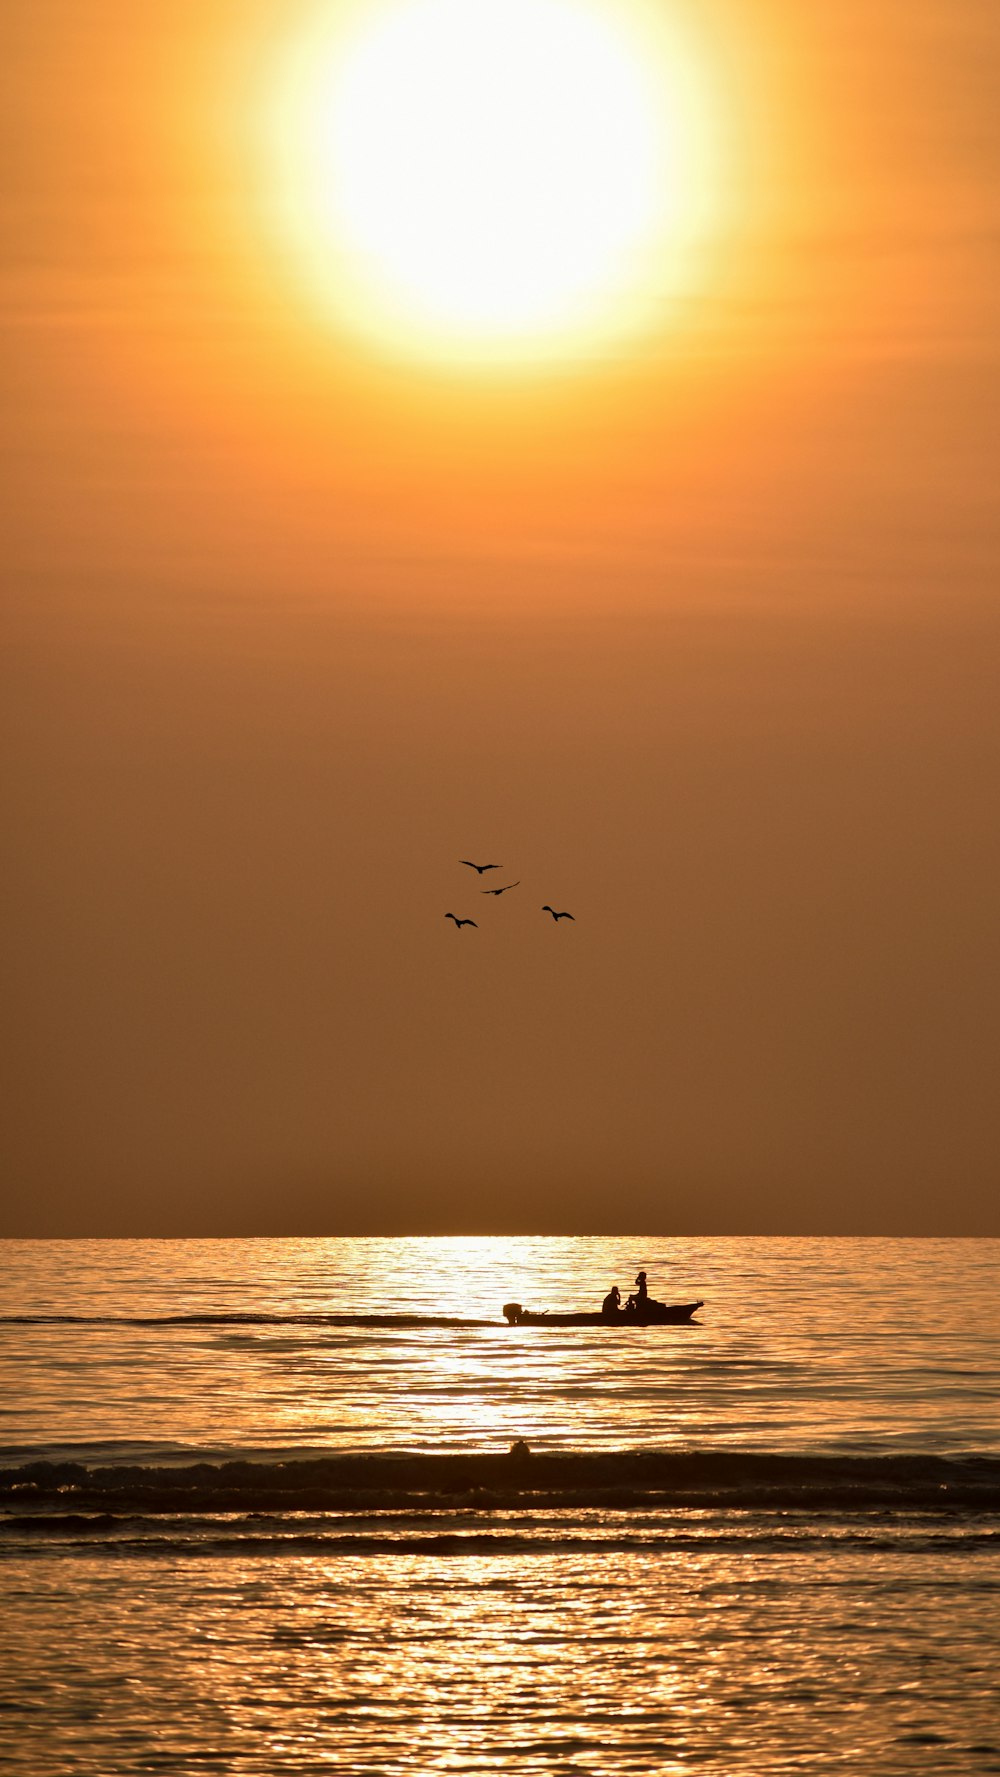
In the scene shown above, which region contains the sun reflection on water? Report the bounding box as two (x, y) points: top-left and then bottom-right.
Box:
(3, 1236), (998, 1463)
(3, 1533), (998, 1774)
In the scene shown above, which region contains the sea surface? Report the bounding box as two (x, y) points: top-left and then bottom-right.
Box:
(2, 1235), (999, 1774)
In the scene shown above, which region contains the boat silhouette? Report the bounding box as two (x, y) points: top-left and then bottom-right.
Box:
(502, 1300), (703, 1326)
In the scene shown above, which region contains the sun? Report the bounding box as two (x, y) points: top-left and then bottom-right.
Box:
(269, 0), (718, 366)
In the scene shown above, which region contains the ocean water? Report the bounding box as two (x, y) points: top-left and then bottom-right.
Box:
(2, 1236), (999, 1774)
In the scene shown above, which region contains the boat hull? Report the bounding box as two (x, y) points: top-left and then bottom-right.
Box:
(503, 1302), (703, 1326)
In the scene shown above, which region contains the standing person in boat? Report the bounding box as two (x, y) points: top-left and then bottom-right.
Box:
(628, 1270), (657, 1316)
(601, 1284), (622, 1319)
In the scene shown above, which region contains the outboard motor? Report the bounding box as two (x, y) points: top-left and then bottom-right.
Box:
(502, 1302), (523, 1325)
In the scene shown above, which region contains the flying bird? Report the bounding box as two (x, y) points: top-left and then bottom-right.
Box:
(445, 913), (478, 929)
(461, 860), (502, 874)
(542, 906), (575, 922)
(481, 881), (521, 896)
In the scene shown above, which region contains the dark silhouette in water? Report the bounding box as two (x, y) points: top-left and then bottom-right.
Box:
(461, 860), (502, 874)
(482, 881), (520, 895)
(601, 1285), (621, 1319)
(542, 906), (575, 921)
(445, 914), (478, 929)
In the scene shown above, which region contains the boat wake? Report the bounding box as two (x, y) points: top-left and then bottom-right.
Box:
(0, 1313), (497, 1330)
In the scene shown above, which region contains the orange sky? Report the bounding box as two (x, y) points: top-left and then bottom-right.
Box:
(3, 0), (999, 1234)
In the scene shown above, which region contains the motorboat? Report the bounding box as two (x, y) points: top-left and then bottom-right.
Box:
(502, 1300), (703, 1326)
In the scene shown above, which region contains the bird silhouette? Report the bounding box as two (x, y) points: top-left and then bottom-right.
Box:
(481, 880), (520, 896)
(445, 913), (478, 929)
(542, 906), (575, 922)
(461, 860), (502, 874)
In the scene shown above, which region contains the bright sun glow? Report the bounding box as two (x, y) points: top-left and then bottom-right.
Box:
(269, 0), (719, 366)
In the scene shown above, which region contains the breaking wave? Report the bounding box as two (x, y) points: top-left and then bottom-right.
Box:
(3, 1451), (999, 1518)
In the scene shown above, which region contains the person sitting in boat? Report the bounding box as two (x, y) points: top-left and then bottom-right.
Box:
(601, 1284), (622, 1319)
